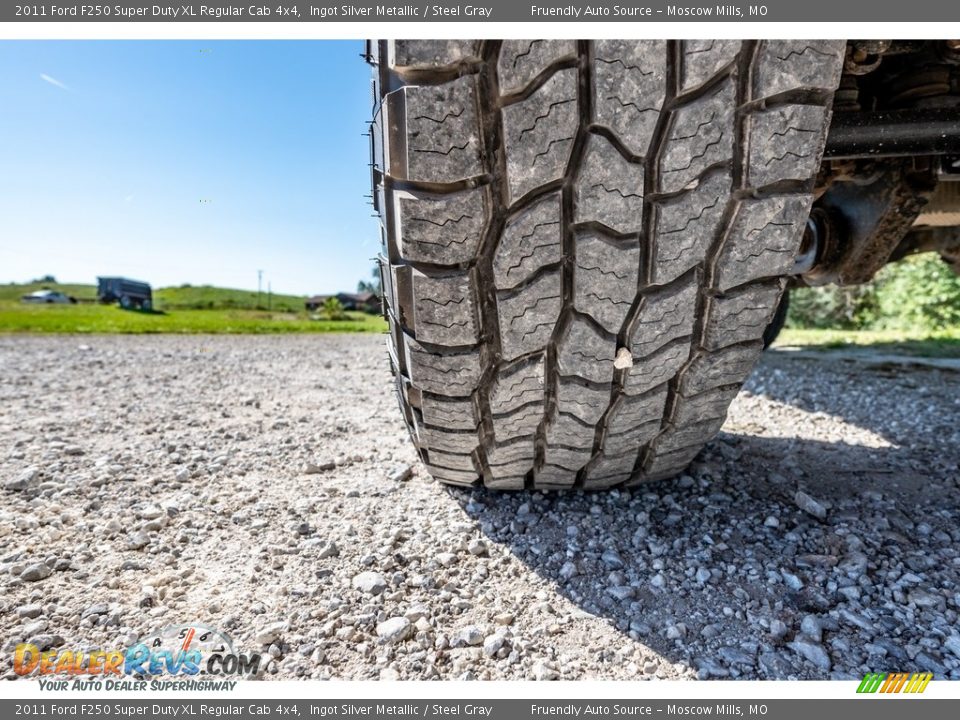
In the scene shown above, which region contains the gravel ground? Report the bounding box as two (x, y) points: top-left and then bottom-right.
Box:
(2, 334), (959, 681)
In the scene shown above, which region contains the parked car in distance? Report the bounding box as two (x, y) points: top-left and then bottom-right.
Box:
(97, 276), (153, 310)
(21, 289), (76, 304)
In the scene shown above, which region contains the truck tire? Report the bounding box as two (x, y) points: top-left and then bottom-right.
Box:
(370, 40), (844, 490)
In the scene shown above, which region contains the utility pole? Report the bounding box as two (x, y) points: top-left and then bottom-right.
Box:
(257, 269), (263, 308)
(268, 281), (272, 311)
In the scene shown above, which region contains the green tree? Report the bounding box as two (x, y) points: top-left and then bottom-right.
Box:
(873, 254), (960, 331)
(787, 253), (960, 332)
(322, 296), (347, 321)
(357, 264), (382, 295)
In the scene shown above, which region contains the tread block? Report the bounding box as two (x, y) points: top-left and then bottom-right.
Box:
(543, 445), (592, 472)
(502, 69), (579, 203)
(403, 336), (482, 396)
(704, 281), (784, 351)
(659, 80), (735, 194)
(649, 418), (725, 456)
(486, 477), (526, 490)
(392, 75), (483, 183)
(498, 40), (578, 96)
(395, 187), (488, 265)
(427, 450), (476, 472)
(555, 380), (611, 425)
(671, 386), (739, 426)
(582, 451), (636, 489)
(604, 420), (661, 456)
(607, 387), (668, 432)
(411, 271), (479, 345)
(545, 411), (597, 449)
(557, 316), (616, 384)
(629, 274), (699, 358)
(421, 394), (478, 430)
(573, 231), (640, 333)
(490, 355), (545, 414)
(748, 104), (830, 187)
(714, 195), (811, 291)
(488, 439), (535, 485)
(535, 464), (577, 489)
(496, 270), (562, 361)
(391, 40), (481, 69)
(575, 133), (645, 234)
(652, 171), (729, 284)
(679, 342), (763, 396)
(638, 445), (702, 482)
(753, 41), (845, 100)
(488, 438), (535, 466)
(493, 193), (562, 289)
(492, 402), (543, 442)
(623, 338), (689, 396)
(681, 40), (741, 92)
(426, 465), (479, 486)
(593, 40), (666, 157)
(420, 426), (479, 455)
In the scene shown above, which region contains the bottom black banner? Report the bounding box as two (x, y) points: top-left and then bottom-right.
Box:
(3, 700), (957, 720)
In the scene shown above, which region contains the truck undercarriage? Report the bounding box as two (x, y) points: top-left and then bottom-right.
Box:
(802, 40), (960, 286)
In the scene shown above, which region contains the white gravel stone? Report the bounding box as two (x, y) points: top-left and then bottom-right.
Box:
(255, 621), (289, 646)
(482, 634), (505, 658)
(376, 617), (412, 643)
(351, 571), (387, 595)
(467, 539), (488, 557)
(456, 625), (484, 646)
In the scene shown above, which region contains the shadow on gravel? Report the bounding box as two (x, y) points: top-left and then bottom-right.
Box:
(448, 355), (960, 679)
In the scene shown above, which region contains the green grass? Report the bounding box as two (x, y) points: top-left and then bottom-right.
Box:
(0, 281), (99, 303)
(776, 327), (960, 359)
(155, 284), (306, 312)
(0, 282), (386, 334)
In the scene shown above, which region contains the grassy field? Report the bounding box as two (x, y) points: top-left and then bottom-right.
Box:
(776, 327), (960, 359)
(0, 282), (386, 334)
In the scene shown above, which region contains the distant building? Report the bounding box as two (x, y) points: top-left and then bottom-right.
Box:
(305, 292), (380, 313)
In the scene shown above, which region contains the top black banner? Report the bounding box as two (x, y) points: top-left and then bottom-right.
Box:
(6, 0), (960, 22)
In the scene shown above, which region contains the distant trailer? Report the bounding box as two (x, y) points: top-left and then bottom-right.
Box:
(97, 276), (153, 310)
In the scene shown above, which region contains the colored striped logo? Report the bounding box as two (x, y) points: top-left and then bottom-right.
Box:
(857, 672), (933, 694)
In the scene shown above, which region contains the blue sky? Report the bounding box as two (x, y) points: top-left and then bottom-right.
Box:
(0, 41), (379, 295)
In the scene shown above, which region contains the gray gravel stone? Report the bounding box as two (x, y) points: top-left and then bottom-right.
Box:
(20, 563), (52, 582)
(5, 467), (38, 492)
(800, 615), (823, 642)
(18, 604), (43, 619)
(794, 490), (828, 521)
(788, 639), (832, 671)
